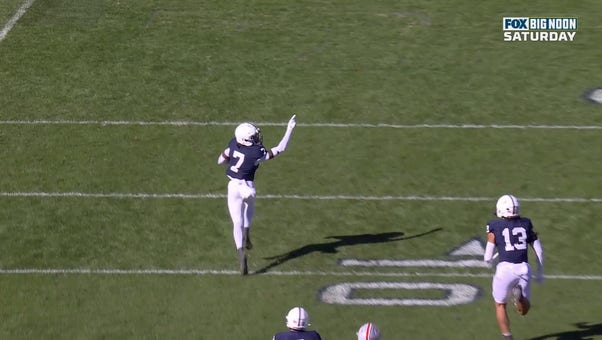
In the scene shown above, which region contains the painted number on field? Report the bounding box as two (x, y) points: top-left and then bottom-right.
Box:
(320, 282), (480, 306)
(319, 239), (486, 306)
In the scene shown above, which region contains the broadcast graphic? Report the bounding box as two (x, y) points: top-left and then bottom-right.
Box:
(503, 17), (577, 42)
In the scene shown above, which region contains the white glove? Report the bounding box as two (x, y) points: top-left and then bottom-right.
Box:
(287, 114), (296, 130)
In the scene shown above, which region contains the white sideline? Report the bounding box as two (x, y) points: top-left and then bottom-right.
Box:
(1, 191), (601, 202)
(0, 0), (37, 42)
(0, 268), (600, 280)
(1, 119), (602, 130)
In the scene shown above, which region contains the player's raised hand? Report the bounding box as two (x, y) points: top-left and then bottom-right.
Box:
(287, 114), (296, 130)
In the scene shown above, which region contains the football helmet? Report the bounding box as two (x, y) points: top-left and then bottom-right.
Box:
(285, 307), (310, 330)
(496, 194), (520, 218)
(234, 122), (262, 146)
(357, 322), (381, 340)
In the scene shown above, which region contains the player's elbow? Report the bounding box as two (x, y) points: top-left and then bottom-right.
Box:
(269, 148), (282, 159)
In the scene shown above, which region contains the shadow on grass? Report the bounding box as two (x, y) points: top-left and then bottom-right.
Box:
(253, 228), (442, 275)
(529, 322), (602, 340)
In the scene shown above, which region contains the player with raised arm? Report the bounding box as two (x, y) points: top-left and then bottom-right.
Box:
(483, 194), (545, 340)
(217, 115), (296, 275)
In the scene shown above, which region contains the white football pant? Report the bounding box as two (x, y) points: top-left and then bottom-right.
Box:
(492, 261), (532, 303)
(227, 179), (256, 249)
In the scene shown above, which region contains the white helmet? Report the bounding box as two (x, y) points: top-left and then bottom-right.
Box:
(496, 194), (520, 218)
(234, 122), (261, 146)
(285, 307), (310, 330)
(357, 322), (381, 340)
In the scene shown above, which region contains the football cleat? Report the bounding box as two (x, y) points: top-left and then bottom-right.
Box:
(511, 285), (529, 315)
(511, 285), (522, 305)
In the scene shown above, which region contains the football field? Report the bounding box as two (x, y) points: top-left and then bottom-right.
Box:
(1, 0), (601, 339)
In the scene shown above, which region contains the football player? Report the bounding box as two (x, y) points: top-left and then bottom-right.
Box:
(272, 307), (322, 340)
(483, 194), (545, 340)
(218, 115), (296, 275)
(357, 322), (381, 340)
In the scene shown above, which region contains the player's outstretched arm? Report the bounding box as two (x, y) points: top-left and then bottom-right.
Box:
(268, 114), (296, 159)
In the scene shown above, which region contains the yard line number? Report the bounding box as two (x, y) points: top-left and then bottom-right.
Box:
(319, 239), (486, 306)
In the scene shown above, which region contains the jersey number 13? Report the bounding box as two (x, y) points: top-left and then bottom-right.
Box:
(502, 227), (527, 251)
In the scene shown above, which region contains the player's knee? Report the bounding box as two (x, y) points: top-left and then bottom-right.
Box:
(231, 217), (243, 228)
(495, 302), (507, 311)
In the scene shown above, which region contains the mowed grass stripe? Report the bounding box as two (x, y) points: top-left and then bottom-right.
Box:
(1, 268), (601, 280)
(1, 191), (601, 202)
(1, 119), (601, 129)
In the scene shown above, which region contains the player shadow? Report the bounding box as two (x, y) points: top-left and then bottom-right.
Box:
(253, 228), (443, 275)
(529, 322), (602, 340)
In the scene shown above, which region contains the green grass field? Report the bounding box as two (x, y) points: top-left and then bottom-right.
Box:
(1, 0), (601, 339)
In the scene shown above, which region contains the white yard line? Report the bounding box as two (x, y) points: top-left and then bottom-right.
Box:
(0, 268), (600, 280)
(0, 192), (226, 199)
(1, 119), (601, 130)
(0, 0), (37, 43)
(0, 191), (601, 202)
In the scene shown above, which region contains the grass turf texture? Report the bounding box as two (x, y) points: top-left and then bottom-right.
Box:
(1, 0), (601, 339)
(1, 275), (600, 339)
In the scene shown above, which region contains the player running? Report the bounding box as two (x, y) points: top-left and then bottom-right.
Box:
(484, 194), (545, 340)
(218, 115), (296, 275)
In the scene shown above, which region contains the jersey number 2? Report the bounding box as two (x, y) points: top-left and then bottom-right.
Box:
(229, 151), (245, 173)
(502, 227), (527, 251)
